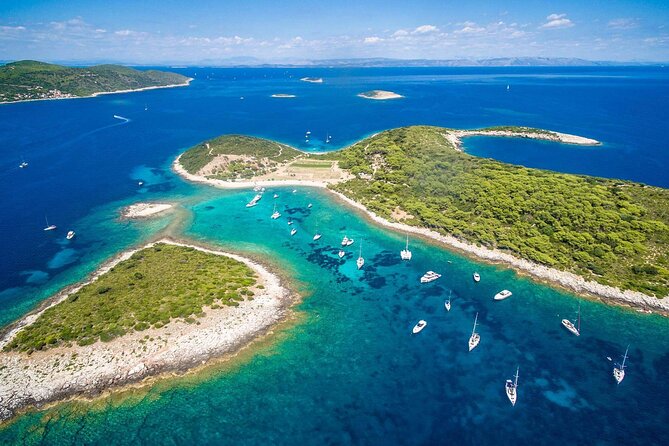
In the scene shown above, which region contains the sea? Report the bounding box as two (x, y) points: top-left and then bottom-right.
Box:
(0, 66), (668, 445)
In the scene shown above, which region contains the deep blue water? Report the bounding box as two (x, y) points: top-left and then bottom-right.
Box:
(0, 67), (668, 445)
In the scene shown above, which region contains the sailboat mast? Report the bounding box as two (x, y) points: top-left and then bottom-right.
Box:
(514, 367), (519, 387)
(576, 303), (581, 332)
(405, 234), (409, 250)
(472, 312), (478, 335)
(359, 241), (362, 258)
(621, 345), (629, 369)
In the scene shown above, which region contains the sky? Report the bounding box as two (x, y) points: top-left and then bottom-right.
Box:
(0, 0), (668, 64)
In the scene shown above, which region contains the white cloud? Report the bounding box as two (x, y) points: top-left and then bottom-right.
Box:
(363, 36), (382, 44)
(608, 18), (638, 30)
(540, 13), (574, 29)
(412, 24), (438, 34)
(392, 29), (409, 37)
(454, 21), (486, 34)
(0, 25), (26, 31)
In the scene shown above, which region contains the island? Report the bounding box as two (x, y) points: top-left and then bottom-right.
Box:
(0, 240), (294, 421)
(357, 90), (404, 100)
(120, 202), (174, 219)
(299, 77), (323, 83)
(173, 125), (669, 313)
(270, 94), (297, 98)
(0, 60), (191, 104)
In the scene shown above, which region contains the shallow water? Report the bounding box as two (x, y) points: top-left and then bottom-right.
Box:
(1, 67), (668, 444)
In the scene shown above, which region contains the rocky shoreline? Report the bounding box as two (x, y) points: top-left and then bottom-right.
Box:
(0, 238), (296, 422)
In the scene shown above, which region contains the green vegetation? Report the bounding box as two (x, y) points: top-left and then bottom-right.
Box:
(478, 126), (554, 136)
(178, 134), (303, 178)
(0, 60), (189, 103)
(5, 244), (258, 353)
(326, 126), (669, 296)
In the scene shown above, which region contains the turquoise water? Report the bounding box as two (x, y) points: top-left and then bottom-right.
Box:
(1, 67), (669, 444)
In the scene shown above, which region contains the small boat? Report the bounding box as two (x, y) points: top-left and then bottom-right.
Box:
(412, 320), (427, 334)
(313, 233), (322, 241)
(273, 193), (279, 199)
(306, 130), (311, 135)
(356, 242), (364, 269)
(341, 236), (354, 246)
(290, 228), (297, 236)
(66, 230), (75, 240)
(287, 220), (293, 225)
(138, 181), (144, 186)
(445, 291), (452, 312)
(613, 345), (629, 385)
(494, 290), (512, 301)
(113, 115), (129, 121)
(506, 85), (510, 91)
(468, 312), (480, 351)
(292, 189), (297, 193)
(505, 367), (519, 406)
(307, 203), (313, 208)
(561, 303), (581, 336)
(270, 204), (281, 220)
(43, 216), (56, 231)
(240, 96), (244, 100)
(473, 272), (480, 282)
(144, 104), (148, 111)
(19, 161), (28, 169)
(420, 271), (441, 283)
(400, 234), (412, 260)
(338, 250), (346, 258)
(246, 193), (262, 207)
(253, 185), (262, 192)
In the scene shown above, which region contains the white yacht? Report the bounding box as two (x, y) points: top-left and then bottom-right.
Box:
(356, 243), (364, 269)
(341, 236), (354, 246)
(420, 271), (441, 283)
(412, 320), (427, 334)
(313, 233), (322, 241)
(43, 216), (56, 231)
(19, 161), (28, 169)
(400, 234), (412, 260)
(613, 345), (629, 384)
(338, 250), (346, 258)
(292, 189), (297, 193)
(473, 272), (481, 282)
(271, 204), (281, 220)
(561, 304), (581, 336)
(246, 193), (262, 208)
(273, 193), (279, 199)
(445, 291), (452, 312)
(290, 228), (297, 236)
(506, 367), (519, 406)
(494, 290), (512, 301)
(468, 312), (480, 351)
(66, 230), (75, 240)
(307, 203), (313, 208)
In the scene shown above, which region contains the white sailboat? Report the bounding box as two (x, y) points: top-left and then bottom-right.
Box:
(473, 272), (481, 282)
(290, 228), (297, 236)
(19, 156), (28, 169)
(66, 230), (75, 240)
(468, 312), (480, 351)
(43, 216), (56, 231)
(271, 204), (281, 219)
(412, 320), (427, 334)
(338, 250), (346, 258)
(313, 233), (322, 241)
(445, 291), (452, 312)
(356, 242), (364, 269)
(273, 193), (279, 199)
(400, 234), (412, 260)
(307, 203), (313, 208)
(505, 367), (519, 406)
(561, 303), (581, 336)
(613, 345), (629, 384)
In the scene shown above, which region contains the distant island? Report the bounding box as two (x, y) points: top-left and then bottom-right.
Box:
(357, 90), (404, 100)
(270, 93), (297, 98)
(173, 126), (669, 313)
(0, 60), (191, 104)
(299, 77), (323, 83)
(0, 240), (294, 421)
